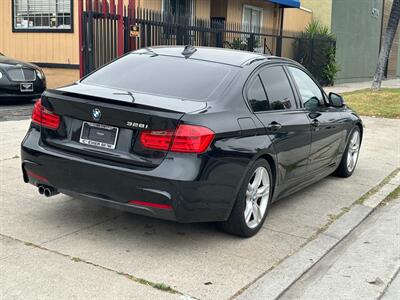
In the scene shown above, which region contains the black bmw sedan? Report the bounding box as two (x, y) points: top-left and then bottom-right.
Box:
(21, 46), (362, 237)
(0, 53), (46, 101)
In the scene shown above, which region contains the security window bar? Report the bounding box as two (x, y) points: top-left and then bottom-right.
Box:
(13, 0), (73, 32)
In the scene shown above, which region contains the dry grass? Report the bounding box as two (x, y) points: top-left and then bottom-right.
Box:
(342, 88), (400, 119)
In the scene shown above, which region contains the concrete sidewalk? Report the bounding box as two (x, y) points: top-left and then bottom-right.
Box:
(281, 197), (400, 299)
(1, 116), (399, 299)
(324, 78), (399, 94)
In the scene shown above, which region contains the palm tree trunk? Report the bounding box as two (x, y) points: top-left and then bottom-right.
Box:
(371, 0), (400, 91)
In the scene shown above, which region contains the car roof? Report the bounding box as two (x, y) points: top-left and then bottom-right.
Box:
(133, 46), (278, 67)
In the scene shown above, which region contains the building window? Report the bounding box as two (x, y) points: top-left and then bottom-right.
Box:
(162, 0), (194, 18)
(12, 0), (73, 32)
(242, 5), (263, 33)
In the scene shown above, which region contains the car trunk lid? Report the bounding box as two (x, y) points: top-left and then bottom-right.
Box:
(39, 83), (207, 168)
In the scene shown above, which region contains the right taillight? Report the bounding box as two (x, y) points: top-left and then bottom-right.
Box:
(31, 99), (60, 130)
(140, 124), (215, 153)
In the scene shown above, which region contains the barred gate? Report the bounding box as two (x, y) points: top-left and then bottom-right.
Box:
(79, 0), (121, 76)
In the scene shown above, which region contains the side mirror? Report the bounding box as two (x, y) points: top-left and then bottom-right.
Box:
(329, 92), (344, 108)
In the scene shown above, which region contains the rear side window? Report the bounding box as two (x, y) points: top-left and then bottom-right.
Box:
(82, 53), (232, 101)
(247, 76), (269, 112)
(259, 66), (296, 110)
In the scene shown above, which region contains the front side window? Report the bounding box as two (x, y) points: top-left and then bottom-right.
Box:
(288, 66), (324, 110)
(259, 66), (296, 111)
(13, 0), (72, 32)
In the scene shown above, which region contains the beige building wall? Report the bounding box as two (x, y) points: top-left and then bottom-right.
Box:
(195, 0), (211, 19)
(281, 7), (312, 58)
(136, 0), (162, 11)
(0, 0), (79, 65)
(283, 7), (312, 34)
(301, 0), (332, 29)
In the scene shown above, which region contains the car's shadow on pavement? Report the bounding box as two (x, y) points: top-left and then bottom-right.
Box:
(39, 195), (231, 243)
(35, 172), (356, 247)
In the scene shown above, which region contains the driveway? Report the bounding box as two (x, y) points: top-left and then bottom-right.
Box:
(0, 116), (399, 299)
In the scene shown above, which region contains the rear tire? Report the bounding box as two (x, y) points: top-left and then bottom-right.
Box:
(220, 159), (273, 237)
(334, 127), (361, 178)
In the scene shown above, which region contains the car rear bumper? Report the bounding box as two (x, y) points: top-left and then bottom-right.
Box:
(0, 92), (43, 100)
(21, 127), (246, 223)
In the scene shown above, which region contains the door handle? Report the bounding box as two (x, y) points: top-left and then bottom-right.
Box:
(267, 122), (282, 131)
(311, 119), (320, 128)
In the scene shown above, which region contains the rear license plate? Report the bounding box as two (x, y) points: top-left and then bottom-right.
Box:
(20, 82), (33, 92)
(79, 122), (119, 150)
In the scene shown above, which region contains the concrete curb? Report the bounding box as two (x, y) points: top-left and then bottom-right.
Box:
(236, 172), (400, 300)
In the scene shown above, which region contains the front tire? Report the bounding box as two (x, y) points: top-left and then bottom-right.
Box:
(335, 127), (361, 178)
(220, 159), (273, 237)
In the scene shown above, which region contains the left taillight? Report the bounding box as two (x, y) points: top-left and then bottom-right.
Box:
(31, 99), (60, 130)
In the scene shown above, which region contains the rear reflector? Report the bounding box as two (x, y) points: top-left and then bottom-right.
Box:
(129, 200), (172, 210)
(139, 124), (214, 153)
(26, 170), (49, 183)
(32, 99), (60, 130)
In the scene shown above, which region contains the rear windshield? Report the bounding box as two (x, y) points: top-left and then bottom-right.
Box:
(82, 53), (232, 101)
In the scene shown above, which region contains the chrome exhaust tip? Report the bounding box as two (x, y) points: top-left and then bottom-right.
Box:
(38, 185), (59, 197)
(44, 187), (56, 197)
(38, 185), (45, 195)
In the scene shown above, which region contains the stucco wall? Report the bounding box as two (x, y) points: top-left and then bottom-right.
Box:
(301, 0), (332, 29)
(281, 8), (313, 59)
(332, 0), (384, 83)
(137, 0), (162, 11)
(283, 7), (312, 34)
(195, 0), (211, 19)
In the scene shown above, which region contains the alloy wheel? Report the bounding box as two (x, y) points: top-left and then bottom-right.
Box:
(347, 130), (360, 172)
(244, 166), (270, 229)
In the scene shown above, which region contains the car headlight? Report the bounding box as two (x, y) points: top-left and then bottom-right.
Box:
(0, 70), (3, 80)
(36, 69), (45, 80)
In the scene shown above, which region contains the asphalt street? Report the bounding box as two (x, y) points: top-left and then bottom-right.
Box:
(0, 100), (35, 122)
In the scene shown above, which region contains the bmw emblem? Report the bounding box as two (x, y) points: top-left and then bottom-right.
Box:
(92, 108), (101, 121)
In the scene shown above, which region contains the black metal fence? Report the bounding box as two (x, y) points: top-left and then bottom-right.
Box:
(123, 8), (297, 56)
(81, 9), (119, 75)
(81, 4), (336, 79)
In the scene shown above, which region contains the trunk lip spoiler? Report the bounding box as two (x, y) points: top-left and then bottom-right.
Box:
(49, 83), (208, 114)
